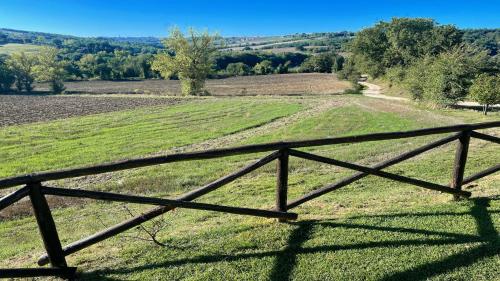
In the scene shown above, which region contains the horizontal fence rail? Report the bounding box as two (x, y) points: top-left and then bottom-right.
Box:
(1, 121), (499, 279)
(42, 186), (298, 220)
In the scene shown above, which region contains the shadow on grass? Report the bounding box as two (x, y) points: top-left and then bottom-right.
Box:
(80, 197), (498, 280)
(380, 197), (499, 281)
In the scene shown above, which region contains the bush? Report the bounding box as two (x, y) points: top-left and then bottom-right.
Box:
(343, 83), (364, 95)
(338, 58), (361, 84)
(403, 46), (488, 106)
(274, 61), (291, 74)
(299, 53), (340, 73)
(469, 74), (499, 114)
(225, 62), (251, 76)
(0, 62), (15, 92)
(253, 60), (273, 75)
(50, 80), (66, 94)
(385, 66), (406, 87)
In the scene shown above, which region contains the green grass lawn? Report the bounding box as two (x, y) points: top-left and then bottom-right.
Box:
(0, 98), (303, 177)
(0, 96), (498, 280)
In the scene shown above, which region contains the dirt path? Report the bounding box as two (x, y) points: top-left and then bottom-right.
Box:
(359, 81), (499, 108)
(359, 81), (408, 101)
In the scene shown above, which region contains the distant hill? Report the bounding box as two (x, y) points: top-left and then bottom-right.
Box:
(1, 27), (498, 58)
(0, 28), (162, 47)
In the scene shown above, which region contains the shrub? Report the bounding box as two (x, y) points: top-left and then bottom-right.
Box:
(0, 62), (15, 92)
(469, 74), (499, 115)
(225, 62), (251, 76)
(338, 58), (361, 84)
(253, 60), (273, 75)
(343, 83), (364, 95)
(403, 45), (488, 105)
(299, 53), (340, 73)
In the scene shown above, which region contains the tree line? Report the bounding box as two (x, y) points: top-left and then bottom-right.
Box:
(0, 28), (346, 94)
(0, 47), (67, 93)
(342, 18), (499, 114)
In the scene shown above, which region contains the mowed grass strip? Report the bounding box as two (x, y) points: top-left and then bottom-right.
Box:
(0, 99), (303, 178)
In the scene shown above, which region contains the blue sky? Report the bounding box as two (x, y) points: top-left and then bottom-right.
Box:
(0, 0), (499, 37)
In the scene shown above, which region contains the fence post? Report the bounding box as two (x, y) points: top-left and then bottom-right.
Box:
(451, 131), (471, 200)
(276, 149), (289, 222)
(28, 182), (68, 268)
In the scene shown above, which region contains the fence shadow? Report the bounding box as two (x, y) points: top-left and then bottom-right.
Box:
(380, 197), (498, 281)
(80, 197), (498, 280)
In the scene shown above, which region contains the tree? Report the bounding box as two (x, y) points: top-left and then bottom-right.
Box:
(152, 27), (219, 95)
(421, 45), (487, 105)
(299, 53), (337, 73)
(469, 74), (499, 115)
(252, 60), (273, 75)
(77, 54), (99, 79)
(7, 52), (37, 92)
(108, 50), (129, 80)
(225, 62), (250, 76)
(33, 47), (67, 94)
(350, 18), (462, 77)
(274, 61), (290, 74)
(77, 52), (112, 80)
(404, 45), (488, 105)
(332, 55), (345, 72)
(0, 60), (15, 92)
(337, 58), (361, 84)
(350, 21), (389, 77)
(402, 57), (430, 100)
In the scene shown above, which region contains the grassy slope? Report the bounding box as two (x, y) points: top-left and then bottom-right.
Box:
(0, 99), (303, 177)
(0, 43), (42, 55)
(0, 96), (498, 280)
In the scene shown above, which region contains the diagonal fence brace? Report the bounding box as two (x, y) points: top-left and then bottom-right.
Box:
(288, 149), (471, 198)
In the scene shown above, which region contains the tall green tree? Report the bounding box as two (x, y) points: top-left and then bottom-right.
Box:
(33, 47), (67, 94)
(152, 27), (219, 95)
(350, 18), (462, 77)
(469, 74), (500, 115)
(7, 52), (37, 92)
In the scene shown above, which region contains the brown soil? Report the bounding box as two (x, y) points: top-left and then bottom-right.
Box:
(0, 95), (182, 126)
(35, 73), (351, 96)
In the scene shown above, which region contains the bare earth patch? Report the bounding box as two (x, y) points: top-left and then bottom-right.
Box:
(35, 73), (351, 96)
(0, 95), (182, 126)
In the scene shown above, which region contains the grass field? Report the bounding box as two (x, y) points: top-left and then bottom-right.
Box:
(0, 81), (498, 280)
(0, 43), (42, 55)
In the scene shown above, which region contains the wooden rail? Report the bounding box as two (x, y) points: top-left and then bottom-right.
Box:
(0, 121), (498, 279)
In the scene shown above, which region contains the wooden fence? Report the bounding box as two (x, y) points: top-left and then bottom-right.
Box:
(0, 121), (499, 279)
